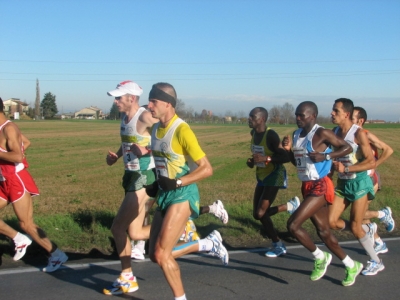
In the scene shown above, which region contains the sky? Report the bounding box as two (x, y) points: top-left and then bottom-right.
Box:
(1, 0), (399, 121)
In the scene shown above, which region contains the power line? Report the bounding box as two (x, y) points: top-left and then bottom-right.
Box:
(0, 58), (399, 65)
(1, 71), (399, 82)
(1, 69), (399, 76)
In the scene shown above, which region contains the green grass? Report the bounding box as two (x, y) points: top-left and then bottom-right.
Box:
(1, 120), (399, 257)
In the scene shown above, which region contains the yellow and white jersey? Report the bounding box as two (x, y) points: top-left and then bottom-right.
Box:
(151, 115), (205, 179)
(120, 107), (155, 171)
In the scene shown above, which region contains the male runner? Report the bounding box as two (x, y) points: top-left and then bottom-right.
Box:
(283, 101), (363, 286)
(103, 81), (159, 295)
(147, 82), (228, 300)
(0, 97), (67, 272)
(352, 106), (394, 254)
(246, 107), (297, 257)
(329, 98), (384, 276)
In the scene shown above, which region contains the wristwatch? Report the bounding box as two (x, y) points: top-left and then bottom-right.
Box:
(325, 153), (331, 161)
(265, 156), (272, 165)
(176, 179), (182, 188)
(344, 166), (350, 173)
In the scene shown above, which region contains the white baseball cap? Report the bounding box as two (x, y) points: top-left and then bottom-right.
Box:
(107, 80), (143, 97)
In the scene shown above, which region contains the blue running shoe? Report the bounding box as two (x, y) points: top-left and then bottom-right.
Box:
(379, 207), (395, 232)
(374, 242), (388, 255)
(362, 259), (385, 276)
(265, 243), (286, 257)
(287, 196), (300, 215)
(206, 230), (229, 265)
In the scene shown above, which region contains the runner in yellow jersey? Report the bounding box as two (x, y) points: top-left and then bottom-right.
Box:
(147, 82), (228, 300)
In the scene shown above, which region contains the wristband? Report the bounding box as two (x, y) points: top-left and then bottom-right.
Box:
(265, 156), (272, 165)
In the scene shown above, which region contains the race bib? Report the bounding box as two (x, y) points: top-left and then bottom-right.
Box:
(252, 145), (265, 168)
(154, 157), (168, 178)
(293, 147), (308, 177)
(122, 142), (140, 171)
(336, 156), (356, 179)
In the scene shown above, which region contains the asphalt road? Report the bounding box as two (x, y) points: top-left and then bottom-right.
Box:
(1, 238), (399, 300)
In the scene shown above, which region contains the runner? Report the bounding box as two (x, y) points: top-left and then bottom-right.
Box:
(246, 107), (297, 257)
(283, 101), (363, 286)
(103, 81), (159, 295)
(329, 98), (384, 276)
(147, 82), (228, 300)
(352, 106), (395, 254)
(0, 97), (68, 272)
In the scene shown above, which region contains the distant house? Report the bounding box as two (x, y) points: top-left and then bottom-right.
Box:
(3, 98), (29, 116)
(74, 106), (104, 119)
(365, 119), (386, 124)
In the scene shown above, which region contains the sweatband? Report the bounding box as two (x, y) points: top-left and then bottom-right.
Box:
(149, 86), (176, 107)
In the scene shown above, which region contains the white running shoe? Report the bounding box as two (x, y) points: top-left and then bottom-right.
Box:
(42, 249), (68, 272)
(362, 259), (385, 276)
(210, 200), (229, 224)
(13, 234), (32, 261)
(205, 230), (229, 265)
(131, 247), (145, 260)
(103, 276), (139, 295)
(287, 196), (300, 215)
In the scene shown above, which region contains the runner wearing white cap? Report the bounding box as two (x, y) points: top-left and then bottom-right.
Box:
(103, 80), (159, 295)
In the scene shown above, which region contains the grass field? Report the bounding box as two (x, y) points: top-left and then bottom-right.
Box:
(1, 120), (399, 256)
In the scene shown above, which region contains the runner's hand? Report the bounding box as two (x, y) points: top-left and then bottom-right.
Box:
(246, 158), (254, 168)
(144, 181), (159, 197)
(157, 175), (177, 191)
(282, 135), (292, 151)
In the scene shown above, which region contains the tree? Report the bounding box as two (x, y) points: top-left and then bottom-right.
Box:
(281, 102), (294, 125)
(269, 106), (281, 124)
(40, 92), (58, 119)
(175, 98), (186, 117)
(109, 103), (120, 120)
(35, 79), (40, 119)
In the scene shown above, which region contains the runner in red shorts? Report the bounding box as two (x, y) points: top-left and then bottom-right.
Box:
(0, 97), (67, 271)
(283, 101), (363, 286)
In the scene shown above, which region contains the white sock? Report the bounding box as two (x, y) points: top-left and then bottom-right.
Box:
(378, 210), (385, 219)
(311, 247), (325, 260)
(286, 202), (293, 212)
(209, 203), (216, 214)
(198, 238), (213, 252)
(342, 255), (355, 268)
(135, 240), (145, 251)
(375, 237), (383, 245)
(12, 232), (25, 243)
(175, 294), (187, 300)
(121, 272), (134, 281)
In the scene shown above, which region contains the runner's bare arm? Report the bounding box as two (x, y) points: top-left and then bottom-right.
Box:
(367, 131), (393, 168)
(0, 123), (24, 163)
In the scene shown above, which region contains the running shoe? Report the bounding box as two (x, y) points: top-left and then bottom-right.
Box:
(310, 251), (332, 281)
(103, 276), (139, 295)
(131, 247), (145, 260)
(181, 220), (200, 242)
(265, 243), (286, 257)
(379, 207), (395, 232)
(342, 261), (363, 286)
(366, 222), (377, 242)
(374, 242), (388, 255)
(42, 249), (68, 272)
(13, 234), (32, 261)
(210, 200), (229, 224)
(362, 259), (385, 276)
(287, 196), (300, 215)
(205, 230), (229, 265)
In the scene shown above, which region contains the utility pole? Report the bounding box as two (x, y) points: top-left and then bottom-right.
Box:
(35, 78), (40, 119)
